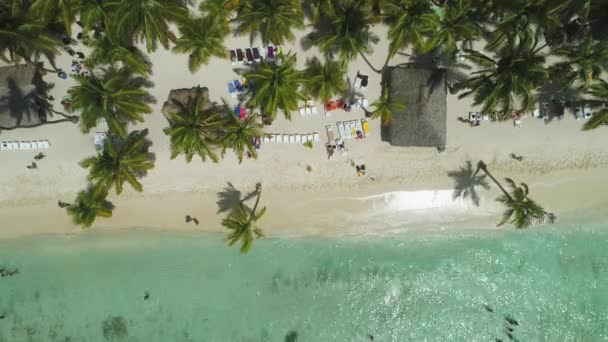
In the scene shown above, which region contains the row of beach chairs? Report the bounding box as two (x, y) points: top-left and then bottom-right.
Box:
(262, 133), (320, 143)
(337, 120), (370, 140)
(228, 79), (248, 97)
(325, 98), (369, 113)
(299, 100), (319, 116)
(1, 140), (51, 151)
(230, 46), (281, 65)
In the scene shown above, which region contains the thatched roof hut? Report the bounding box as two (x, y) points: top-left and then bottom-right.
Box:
(161, 87), (211, 119)
(383, 67), (447, 147)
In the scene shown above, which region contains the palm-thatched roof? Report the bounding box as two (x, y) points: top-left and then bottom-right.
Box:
(161, 87), (211, 119)
(384, 66), (446, 147)
(0, 64), (38, 127)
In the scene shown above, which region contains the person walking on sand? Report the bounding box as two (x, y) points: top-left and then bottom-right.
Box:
(58, 200), (70, 208)
(26, 162), (37, 169)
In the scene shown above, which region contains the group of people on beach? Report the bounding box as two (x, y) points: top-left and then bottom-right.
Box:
(26, 152), (46, 170)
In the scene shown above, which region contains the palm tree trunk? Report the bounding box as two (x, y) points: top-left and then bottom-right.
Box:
(246, 183), (262, 226)
(359, 51), (383, 74)
(476, 161), (513, 201)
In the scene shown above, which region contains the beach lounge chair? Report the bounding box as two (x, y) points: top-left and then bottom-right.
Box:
(252, 47), (261, 62)
(230, 50), (237, 65)
(40, 140), (50, 149)
(94, 132), (106, 151)
(283, 134), (289, 143)
(263, 135), (270, 143)
(234, 79), (244, 93)
(240, 107), (247, 121)
(270, 134), (276, 142)
(258, 45), (266, 59)
(307, 133), (313, 142)
(236, 49), (245, 64)
(18, 141), (30, 150)
(301, 134), (307, 142)
(336, 122), (347, 139)
(30, 141), (40, 149)
(362, 119), (370, 136)
(274, 134), (281, 143)
(354, 76), (362, 88)
(227, 81), (237, 97)
(299, 107), (306, 116)
(306, 107), (312, 115)
(295, 134), (301, 143)
(306, 100), (314, 107)
(0, 142), (6, 151)
(7, 141), (17, 150)
(288, 134), (295, 143)
(326, 125), (335, 142)
(362, 98), (369, 107)
(355, 120), (365, 139)
(311, 106), (318, 115)
(267, 46), (275, 61)
(313, 132), (320, 141)
(245, 48), (254, 64)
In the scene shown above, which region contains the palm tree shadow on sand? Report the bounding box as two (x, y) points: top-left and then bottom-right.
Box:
(284, 331), (298, 342)
(447, 160), (490, 206)
(216, 182), (257, 214)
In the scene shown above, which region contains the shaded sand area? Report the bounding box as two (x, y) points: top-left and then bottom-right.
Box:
(1, 23), (608, 239)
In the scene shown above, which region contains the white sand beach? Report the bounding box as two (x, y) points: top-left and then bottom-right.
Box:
(1, 22), (608, 240)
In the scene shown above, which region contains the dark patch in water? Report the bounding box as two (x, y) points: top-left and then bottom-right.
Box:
(284, 330), (298, 342)
(101, 316), (128, 341)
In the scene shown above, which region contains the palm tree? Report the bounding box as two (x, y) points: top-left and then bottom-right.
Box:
(66, 185), (114, 228)
(581, 79), (608, 130)
(370, 86), (406, 126)
(234, 0), (304, 45)
(476, 161), (544, 229)
(487, 0), (570, 51)
(456, 33), (547, 119)
(80, 130), (155, 195)
(222, 182), (266, 253)
(68, 67), (153, 137)
(163, 87), (226, 162)
(244, 53), (308, 121)
(553, 38), (608, 89)
(199, 0), (238, 31)
(30, 0), (78, 35)
(76, 0), (114, 32)
(424, 0), (480, 57)
(172, 15), (229, 73)
(307, 0), (378, 62)
(302, 57), (347, 102)
(106, 0), (189, 52)
(86, 26), (152, 77)
(447, 160), (490, 206)
(0, 1), (61, 66)
(381, 0), (438, 58)
(220, 114), (265, 163)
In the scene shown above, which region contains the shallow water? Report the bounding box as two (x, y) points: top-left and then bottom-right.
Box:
(1, 219), (608, 341)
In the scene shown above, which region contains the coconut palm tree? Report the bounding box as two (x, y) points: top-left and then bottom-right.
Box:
(244, 53), (308, 121)
(580, 79), (608, 130)
(106, 0), (189, 52)
(476, 161), (544, 229)
(68, 67), (153, 137)
(306, 0), (378, 62)
(456, 33), (547, 119)
(199, 0), (238, 30)
(370, 86), (406, 126)
(172, 15), (229, 73)
(66, 185), (114, 228)
(381, 0), (438, 58)
(234, 0), (304, 45)
(0, 1), (61, 66)
(77, 0), (114, 32)
(86, 26), (153, 77)
(220, 113), (265, 163)
(302, 57), (347, 102)
(553, 38), (608, 89)
(30, 0), (78, 35)
(487, 0), (571, 51)
(424, 0), (480, 57)
(222, 182), (266, 254)
(80, 129), (155, 195)
(163, 87), (226, 162)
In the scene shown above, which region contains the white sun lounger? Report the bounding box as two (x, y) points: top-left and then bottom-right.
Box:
(336, 122), (346, 139)
(326, 125), (335, 142)
(0, 141), (8, 151)
(269, 134), (276, 143)
(275, 134), (282, 143)
(311, 106), (318, 115)
(306, 107), (312, 115)
(313, 132), (320, 141)
(299, 107), (306, 116)
(289, 134), (296, 143)
(355, 120), (364, 138)
(295, 134), (301, 143)
(19, 141), (31, 150)
(301, 134), (308, 143)
(362, 98), (369, 107)
(283, 134), (289, 143)
(307, 133), (313, 142)
(263, 135), (270, 143)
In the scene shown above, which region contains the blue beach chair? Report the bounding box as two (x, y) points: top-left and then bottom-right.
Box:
(227, 81), (237, 98)
(234, 79), (244, 93)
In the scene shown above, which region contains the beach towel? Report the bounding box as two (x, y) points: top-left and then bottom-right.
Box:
(362, 119), (370, 135)
(240, 107), (247, 121)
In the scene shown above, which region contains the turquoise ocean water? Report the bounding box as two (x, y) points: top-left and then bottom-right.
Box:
(1, 219), (608, 341)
